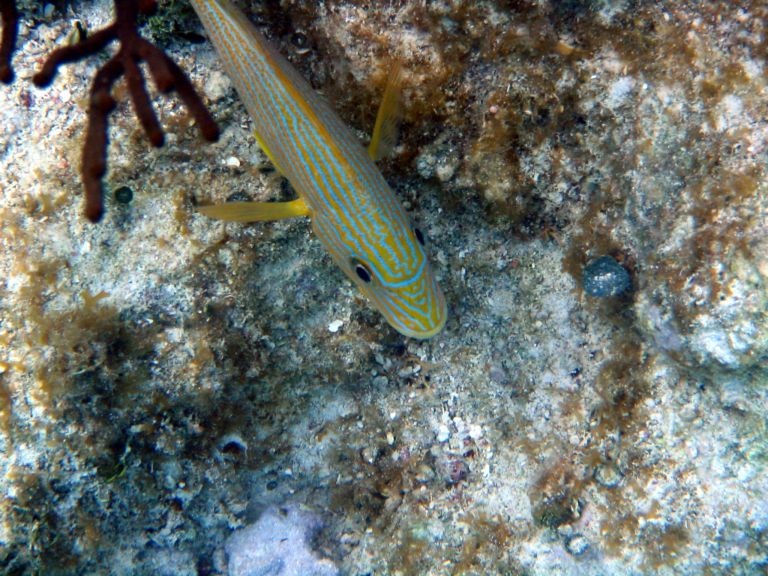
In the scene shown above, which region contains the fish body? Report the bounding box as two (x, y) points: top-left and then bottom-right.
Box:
(190, 0), (447, 338)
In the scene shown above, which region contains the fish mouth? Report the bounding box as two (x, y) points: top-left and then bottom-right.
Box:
(361, 264), (448, 339)
(389, 282), (448, 340)
(400, 311), (447, 339)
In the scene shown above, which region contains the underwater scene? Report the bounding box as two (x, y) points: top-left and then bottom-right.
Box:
(0, 1), (766, 574)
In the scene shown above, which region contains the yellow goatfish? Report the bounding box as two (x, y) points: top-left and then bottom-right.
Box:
(190, 0), (447, 338)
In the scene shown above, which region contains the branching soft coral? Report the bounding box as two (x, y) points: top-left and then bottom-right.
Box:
(0, 0), (18, 83)
(1, 0), (220, 222)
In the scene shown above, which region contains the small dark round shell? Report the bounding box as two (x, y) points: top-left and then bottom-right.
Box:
(582, 256), (631, 297)
(113, 185), (133, 204)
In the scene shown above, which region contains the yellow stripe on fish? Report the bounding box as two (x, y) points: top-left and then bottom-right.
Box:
(190, 0), (447, 339)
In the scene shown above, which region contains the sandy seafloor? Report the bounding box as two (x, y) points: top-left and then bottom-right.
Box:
(0, 1), (767, 575)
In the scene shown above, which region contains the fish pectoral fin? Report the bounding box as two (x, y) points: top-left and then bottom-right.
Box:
(368, 61), (403, 161)
(253, 130), (286, 175)
(197, 197), (310, 222)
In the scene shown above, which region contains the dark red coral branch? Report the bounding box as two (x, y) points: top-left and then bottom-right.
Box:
(31, 0), (220, 222)
(33, 25), (118, 86)
(0, 0), (19, 83)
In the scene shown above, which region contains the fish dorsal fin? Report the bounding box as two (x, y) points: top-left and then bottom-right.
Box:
(198, 197), (310, 222)
(368, 62), (403, 161)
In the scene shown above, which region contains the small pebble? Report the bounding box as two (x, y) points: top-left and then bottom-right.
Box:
(218, 433), (248, 456)
(414, 464), (436, 483)
(594, 462), (623, 488)
(416, 153), (437, 179)
(582, 255), (631, 297)
(435, 162), (456, 182)
(447, 460), (469, 484)
(291, 32), (310, 54)
(204, 70), (232, 101)
(360, 446), (377, 464)
(564, 533), (590, 556)
(372, 375), (389, 387)
(328, 319), (343, 333)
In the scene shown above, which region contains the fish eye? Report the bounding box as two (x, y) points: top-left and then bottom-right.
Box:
(351, 259), (373, 283)
(414, 227), (425, 246)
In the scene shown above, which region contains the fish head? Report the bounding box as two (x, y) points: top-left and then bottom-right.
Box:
(316, 215), (447, 338)
(349, 255), (448, 339)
